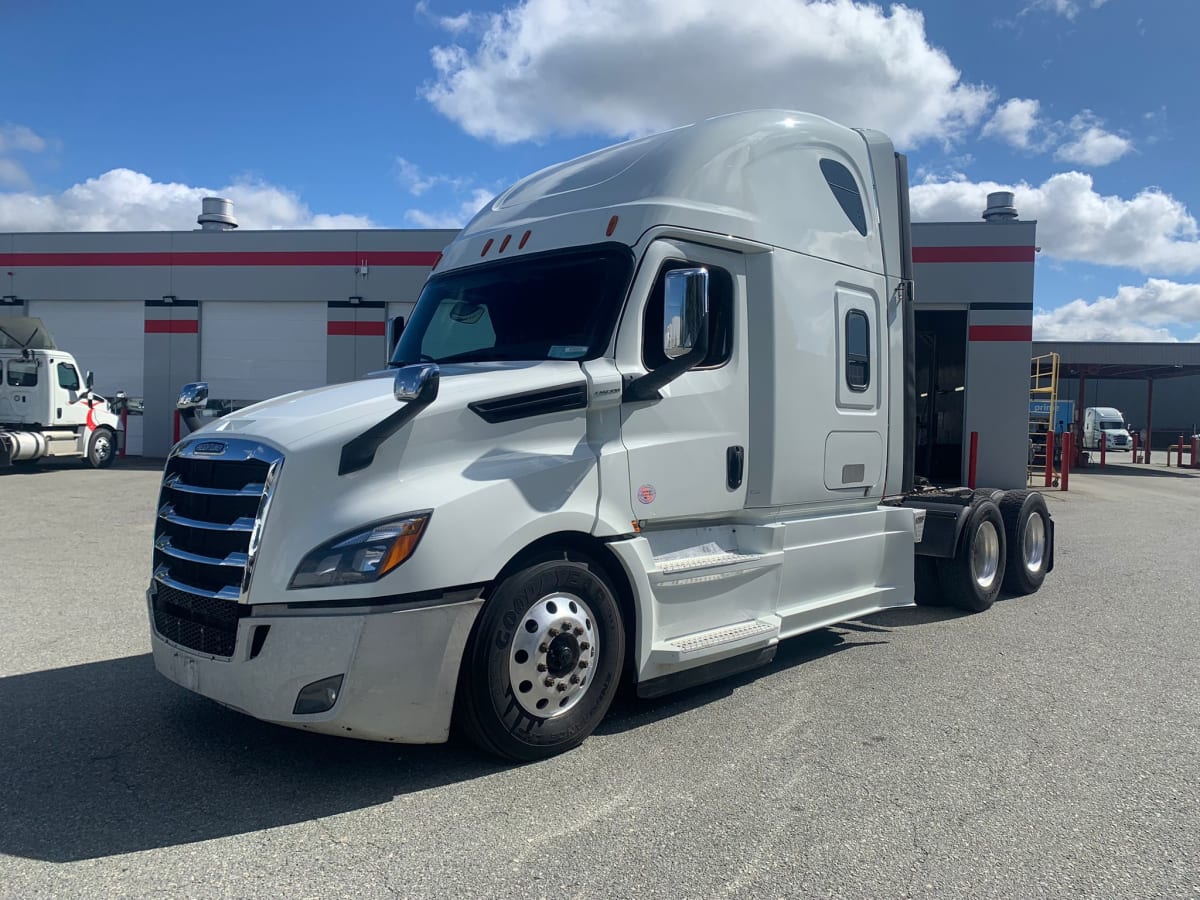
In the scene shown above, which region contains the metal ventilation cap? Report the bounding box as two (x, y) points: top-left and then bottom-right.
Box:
(197, 196), (238, 231)
(983, 191), (1018, 222)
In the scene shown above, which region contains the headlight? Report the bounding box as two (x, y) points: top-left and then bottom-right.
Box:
(289, 513), (430, 589)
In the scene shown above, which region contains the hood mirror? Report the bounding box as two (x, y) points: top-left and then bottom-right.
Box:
(394, 363), (440, 405)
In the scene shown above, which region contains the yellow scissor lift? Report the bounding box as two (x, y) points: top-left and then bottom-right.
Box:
(1028, 352), (1060, 486)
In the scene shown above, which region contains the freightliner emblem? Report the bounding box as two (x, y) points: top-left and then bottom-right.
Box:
(193, 441), (226, 455)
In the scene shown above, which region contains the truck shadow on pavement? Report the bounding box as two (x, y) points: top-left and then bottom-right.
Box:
(0, 654), (507, 862)
(0, 626), (903, 862)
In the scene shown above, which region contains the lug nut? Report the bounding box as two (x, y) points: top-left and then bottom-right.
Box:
(536, 663), (547, 672)
(556, 682), (569, 692)
(578, 660), (588, 669)
(573, 627), (583, 636)
(538, 643), (549, 653)
(569, 674), (579, 684)
(547, 627), (559, 637)
(544, 678), (555, 687)
(579, 642), (590, 651)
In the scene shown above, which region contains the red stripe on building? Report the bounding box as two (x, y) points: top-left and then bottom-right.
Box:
(2, 250), (442, 268)
(913, 246), (1036, 263)
(968, 325), (1033, 342)
(327, 320), (386, 337)
(144, 319), (199, 334)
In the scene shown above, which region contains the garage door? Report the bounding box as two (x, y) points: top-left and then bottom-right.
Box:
(26, 299), (144, 455)
(200, 301), (327, 403)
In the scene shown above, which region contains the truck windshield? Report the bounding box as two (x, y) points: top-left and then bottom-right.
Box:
(1100, 421), (1124, 430)
(392, 244), (634, 366)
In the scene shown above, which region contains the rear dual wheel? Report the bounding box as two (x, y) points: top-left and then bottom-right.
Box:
(938, 500), (1006, 613)
(455, 555), (625, 761)
(999, 490), (1051, 596)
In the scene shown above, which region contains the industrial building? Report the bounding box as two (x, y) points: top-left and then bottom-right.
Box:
(2, 194), (1036, 486)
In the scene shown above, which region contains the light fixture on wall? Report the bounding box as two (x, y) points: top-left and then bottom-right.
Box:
(162, 295), (177, 305)
(1, 295), (18, 305)
(348, 296), (362, 305)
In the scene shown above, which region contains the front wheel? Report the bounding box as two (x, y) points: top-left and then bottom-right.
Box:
(87, 427), (116, 469)
(455, 555), (625, 761)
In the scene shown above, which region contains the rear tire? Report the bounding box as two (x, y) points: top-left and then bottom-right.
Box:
(87, 427), (116, 469)
(938, 500), (1006, 613)
(999, 490), (1051, 595)
(455, 555), (625, 761)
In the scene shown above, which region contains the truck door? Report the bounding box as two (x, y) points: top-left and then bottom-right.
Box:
(52, 360), (89, 427)
(615, 239), (749, 522)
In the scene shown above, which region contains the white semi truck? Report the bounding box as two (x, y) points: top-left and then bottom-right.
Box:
(148, 111), (1055, 760)
(1, 317), (123, 470)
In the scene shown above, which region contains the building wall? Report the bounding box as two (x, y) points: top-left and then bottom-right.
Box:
(5, 218), (1037, 482)
(912, 219), (1037, 489)
(1, 228), (456, 456)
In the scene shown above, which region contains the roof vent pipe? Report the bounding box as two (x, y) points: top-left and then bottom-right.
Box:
(197, 197), (238, 231)
(983, 191), (1018, 222)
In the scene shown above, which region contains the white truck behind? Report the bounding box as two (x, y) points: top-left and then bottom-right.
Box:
(1083, 406), (1132, 451)
(148, 110), (1055, 760)
(1, 317), (124, 470)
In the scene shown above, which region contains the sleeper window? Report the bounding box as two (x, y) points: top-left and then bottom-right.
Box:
(7, 360), (38, 387)
(820, 158), (868, 237)
(845, 310), (870, 391)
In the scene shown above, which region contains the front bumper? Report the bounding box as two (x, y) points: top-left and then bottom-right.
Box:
(149, 592), (484, 743)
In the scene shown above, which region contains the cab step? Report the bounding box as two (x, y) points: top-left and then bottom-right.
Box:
(651, 617), (780, 663)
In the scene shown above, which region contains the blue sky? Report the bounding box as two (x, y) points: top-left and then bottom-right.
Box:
(2, 0), (1198, 340)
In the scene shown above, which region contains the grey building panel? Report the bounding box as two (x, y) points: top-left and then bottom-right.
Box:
(964, 318), (1032, 488)
(1034, 341), (1200, 367)
(174, 266), (356, 302)
(356, 229), (458, 252)
(914, 262), (1035, 305)
(912, 220), (1037, 247)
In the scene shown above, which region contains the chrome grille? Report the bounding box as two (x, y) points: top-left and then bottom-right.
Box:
(150, 438), (282, 656)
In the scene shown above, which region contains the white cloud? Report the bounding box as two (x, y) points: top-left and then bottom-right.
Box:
(395, 156), (468, 195)
(416, 0), (475, 33)
(982, 98), (1041, 149)
(0, 159), (32, 190)
(422, 0), (993, 147)
(1035, 279), (1200, 341)
(405, 187), (494, 228)
(1022, 0), (1110, 20)
(0, 124), (48, 154)
(911, 172), (1200, 274)
(1054, 113), (1133, 166)
(0, 168), (372, 231)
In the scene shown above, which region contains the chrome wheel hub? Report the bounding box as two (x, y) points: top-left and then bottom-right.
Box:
(94, 434), (112, 460)
(509, 593), (598, 718)
(971, 520), (1000, 591)
(1024, 513), (1046, 574)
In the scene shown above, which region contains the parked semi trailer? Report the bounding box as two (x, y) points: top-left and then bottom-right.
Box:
(148, 110), (1055, 760)
(1, 317), (124, 470)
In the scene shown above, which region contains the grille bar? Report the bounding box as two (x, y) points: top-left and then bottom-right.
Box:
(155, 534), (248, 568)
(154, 567), (241, 601)
(158, 505), (257, 533)
(164, 472), (265, 497)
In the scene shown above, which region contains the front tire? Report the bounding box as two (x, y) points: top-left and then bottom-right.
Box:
(87, 427), (116, 469)
(999, 490), (1051, 595)
(938, 500), (1006, 613)
(455, 556), (625, 761)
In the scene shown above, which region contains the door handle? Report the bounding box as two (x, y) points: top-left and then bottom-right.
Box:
(726, 445), (744, 490)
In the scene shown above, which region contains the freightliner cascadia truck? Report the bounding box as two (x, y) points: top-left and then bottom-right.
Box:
(148, 110), (1055, 760)
(1, 317), (124, 470)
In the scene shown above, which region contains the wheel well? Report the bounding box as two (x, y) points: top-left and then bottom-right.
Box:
(492, 531), (639, 686)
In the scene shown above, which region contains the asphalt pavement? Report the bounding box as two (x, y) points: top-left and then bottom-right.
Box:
(1, 456), (1197, 898)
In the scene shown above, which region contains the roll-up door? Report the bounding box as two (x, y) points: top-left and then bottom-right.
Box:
(200, 301), (326, 403)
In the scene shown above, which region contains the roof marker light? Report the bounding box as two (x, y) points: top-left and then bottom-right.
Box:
(606, 215), (619, 237)
(498, 234), (511, 253)
(481, 239), (494, 257)
(519, 230), (532, 249)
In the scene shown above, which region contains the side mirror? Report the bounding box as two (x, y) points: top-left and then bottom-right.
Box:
(394, 363), (440, 405)
(177, 382), (209, 410)
(177, 382), (209, 435)
(663, 268), (710, 360)
(85, 370), (95, 390)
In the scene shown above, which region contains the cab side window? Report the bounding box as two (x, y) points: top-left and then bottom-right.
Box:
(7, 360), (38, 387)
(57, 362), (80, 391)
(642, 260), (733, 370)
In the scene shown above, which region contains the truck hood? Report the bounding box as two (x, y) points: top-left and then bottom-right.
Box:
(194, 360), (586, 452)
